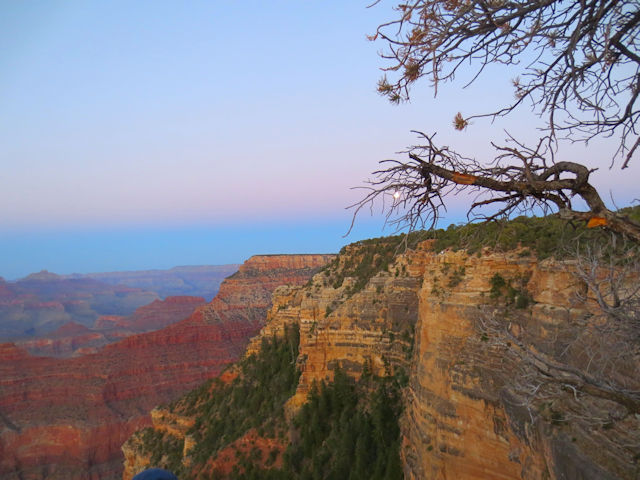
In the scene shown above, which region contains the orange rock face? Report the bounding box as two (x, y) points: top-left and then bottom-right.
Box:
(400, 249), (543, 480)
(120, 243), (638, 479)
(401, 247), (638, 480)
(0, 255), (331, 480)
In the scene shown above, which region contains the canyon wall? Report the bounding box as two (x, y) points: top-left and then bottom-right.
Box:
(401, 247), (638, 480)
(122, 240), (639, 479)
(280, 243), (638, 479)
(0, 254), (331, 480)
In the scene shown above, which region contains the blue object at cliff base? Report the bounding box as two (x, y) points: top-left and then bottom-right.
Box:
(132, 468), (178, 480)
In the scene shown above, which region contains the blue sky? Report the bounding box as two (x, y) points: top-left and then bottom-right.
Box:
(1, 1), (637, 279)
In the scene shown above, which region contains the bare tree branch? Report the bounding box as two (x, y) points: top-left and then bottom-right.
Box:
(372, 0), (640, 166)
(350, 132), (640, 242)
(469, 239), (640, 466)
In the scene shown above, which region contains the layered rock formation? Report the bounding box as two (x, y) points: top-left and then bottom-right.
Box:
(109, 295), (208, 333)
(401, 247), (639, 480)
(0, 255), (331, 480)
(123, 237), (639, 479)
(14, 321), (106, 357)
(0, 264), (238, 342)
(122, 239), (422, 478)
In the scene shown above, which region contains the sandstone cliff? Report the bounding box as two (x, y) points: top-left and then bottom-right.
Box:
(122, 232), (639, 479)
(0, 255), (331, 480)
(402, 246), (639, 480)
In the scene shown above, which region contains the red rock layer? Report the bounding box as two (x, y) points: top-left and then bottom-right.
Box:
(0, 255), (332, 480)
(124, 296), (206, 332)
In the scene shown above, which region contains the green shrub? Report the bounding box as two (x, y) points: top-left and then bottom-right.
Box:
(489, 274), (506, 298)
(281, 368), (404, 480)
(165, 324), (302, 473)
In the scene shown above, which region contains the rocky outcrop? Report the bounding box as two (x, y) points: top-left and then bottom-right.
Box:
(0, 255), (331, 480)
(121, 240), (422, 477)
(122, 239), (639, 479)
(400, 248), (544, 480)
(401, 247), (639, 480)
(282, 243), (638, 479)
(284, 251), (420, 411)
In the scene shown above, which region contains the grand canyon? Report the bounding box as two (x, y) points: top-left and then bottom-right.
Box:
(119, 222), (640, 479)
(4, 2), (639, 478)
(2, 217), (639, 479)
(0, 255), (332, 479)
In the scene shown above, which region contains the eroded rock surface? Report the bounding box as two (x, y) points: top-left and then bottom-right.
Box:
(0, 255), (331, 480)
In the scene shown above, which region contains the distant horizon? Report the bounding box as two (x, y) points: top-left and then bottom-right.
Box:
(0, 216), (403, 280)
(2, 3), (637, 282)
(4, 263), (242, 281)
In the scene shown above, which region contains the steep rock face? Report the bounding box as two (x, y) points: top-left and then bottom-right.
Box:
(401, 247), (639, 480)
(120, 241), (420, 478)
(123, 241), (638, 479)
(0, 255), (331, 480)
(210, 254), (334, 315)
(121, 408), (196, 478)
(400, 248), (544, 480)
(290, 254), (420, 410)
(242, 243), (422, 413)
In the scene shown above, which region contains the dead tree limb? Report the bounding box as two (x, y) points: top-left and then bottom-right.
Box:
(372, 0), (640, 167)
(349, 132), (640, 243)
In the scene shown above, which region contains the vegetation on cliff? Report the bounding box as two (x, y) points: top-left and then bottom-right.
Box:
(129, 323), (300, 477)
(184, 324), (301, 469)
(324, 208), (640, 288)
(125, 214), (639, 479)
(319, 236), (404, 296)
(325, 207), (640, 300)
(282, 368), (403, 480)
(425, 207), (640, 259)
(128, 316), (407, 479)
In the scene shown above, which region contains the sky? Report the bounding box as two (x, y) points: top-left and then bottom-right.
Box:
(1, 1), (638, 280)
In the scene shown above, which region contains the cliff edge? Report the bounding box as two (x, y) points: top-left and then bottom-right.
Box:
(122, 225), (639, 479)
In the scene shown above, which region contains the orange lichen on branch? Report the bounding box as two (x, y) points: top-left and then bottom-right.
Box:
(587, 216), (608, 228)
(451, 172), (477, 185)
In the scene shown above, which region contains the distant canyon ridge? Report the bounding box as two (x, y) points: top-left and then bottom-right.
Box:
(0, 255), (333, 480)
(0, 264), (239, 345)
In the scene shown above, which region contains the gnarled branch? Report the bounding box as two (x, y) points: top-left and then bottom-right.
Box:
(350, 132), (640, 242)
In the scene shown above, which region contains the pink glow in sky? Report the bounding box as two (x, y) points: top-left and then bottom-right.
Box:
(1, 2), (637, 278)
